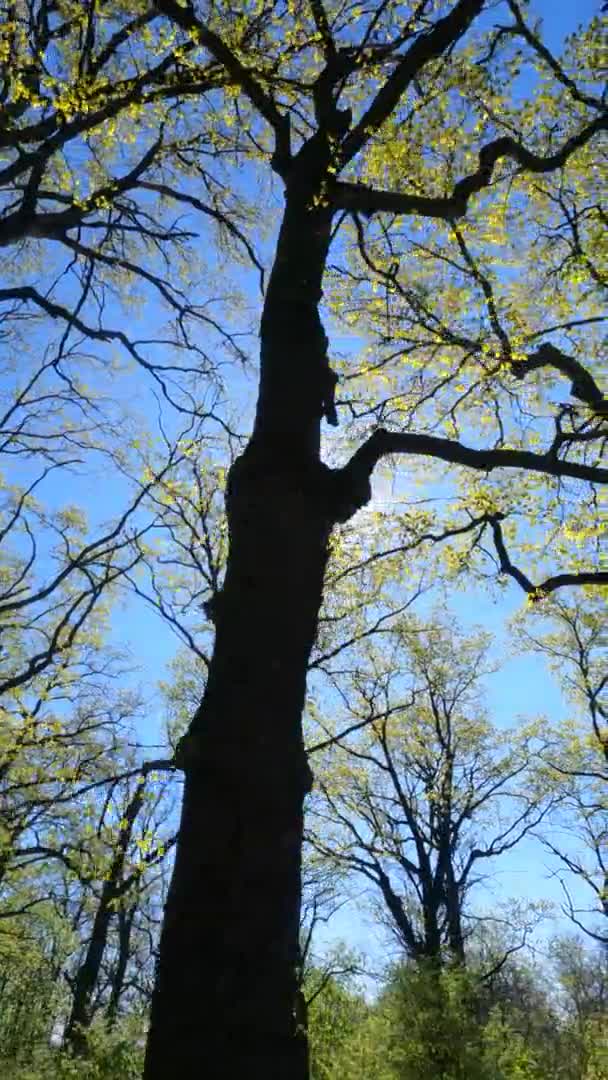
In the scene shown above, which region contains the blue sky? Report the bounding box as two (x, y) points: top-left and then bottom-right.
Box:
(4, 0), (603, 974)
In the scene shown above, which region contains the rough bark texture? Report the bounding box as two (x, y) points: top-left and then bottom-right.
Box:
(143, 150), (362, 1077)
(143, 499), (326, 1077)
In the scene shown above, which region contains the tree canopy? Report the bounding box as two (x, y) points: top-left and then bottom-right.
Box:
(0, 2), (606, 1078)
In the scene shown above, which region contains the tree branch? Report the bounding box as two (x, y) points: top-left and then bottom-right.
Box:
(308, 0), (336, 61)
(341, 427), (608, 493)
(339, 0), (485, 165)
(505, 0), (604, 113)
(136, 180), (265, 292)
(488, 515), (608, 599)
(511, 342), (607, 413)
(0, 129), (164, 246)
(0, 286), (208, 412)
(154, 0), (291, 172)
(334, 114), (608, 219)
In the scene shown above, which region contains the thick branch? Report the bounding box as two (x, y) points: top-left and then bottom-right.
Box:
(512, 343), (607, 412)
(336, 181), (461, 218)
(488, 515), (608, 599)
(308, 0), (336, 60)
(334, 114), (608, 220)
(340, 0), (485, 165)
(342, 427), (608, 490)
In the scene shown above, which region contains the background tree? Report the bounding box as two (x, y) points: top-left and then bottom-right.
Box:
(0, 609), (178, 1069)
(518, 597), (608, 944)
(62, 765), (176, 1056)
(310, 616), (550, 966)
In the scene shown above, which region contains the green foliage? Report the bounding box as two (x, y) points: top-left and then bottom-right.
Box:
(0, 1016), (144, 1080)
(376, 961), (538, 1080)
(308, 946), (607, 1080)
(0, 946), (65, 1065)
(307, 971), (371, 1080)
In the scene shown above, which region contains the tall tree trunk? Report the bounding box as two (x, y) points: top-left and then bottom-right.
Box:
(444, 862), (466, 964)
(64, 782), (146, 1054)
(64, 898), (114, 1055)
(106, 903), (136, 1028)
(144, 147), (365, 1078)
(421, 890), (443, 962)
(437, 760), (466, 965)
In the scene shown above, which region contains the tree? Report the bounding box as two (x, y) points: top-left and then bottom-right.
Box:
(62, 766), (176, 1056)
(0, 635), (139, 905)
(549, 936), (608, 1080)
(142, 4), (605, 1071)
(0, 609), (178, 1065)
(0, 0), (241, 712)
(518, 597), (608, 944)
(2, 3), (606, 1076)
(309, 616), (549, 966)
(0, 914), (69, 1071)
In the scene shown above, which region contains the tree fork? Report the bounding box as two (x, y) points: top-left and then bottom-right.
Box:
(143, 170), (372, 1075)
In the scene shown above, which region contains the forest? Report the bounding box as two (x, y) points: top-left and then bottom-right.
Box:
(0, 1), (606, 1077)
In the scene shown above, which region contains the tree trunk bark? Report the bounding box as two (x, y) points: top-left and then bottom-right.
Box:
(143, 520), (325, 1077)
(143, 165), (357, 1077)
